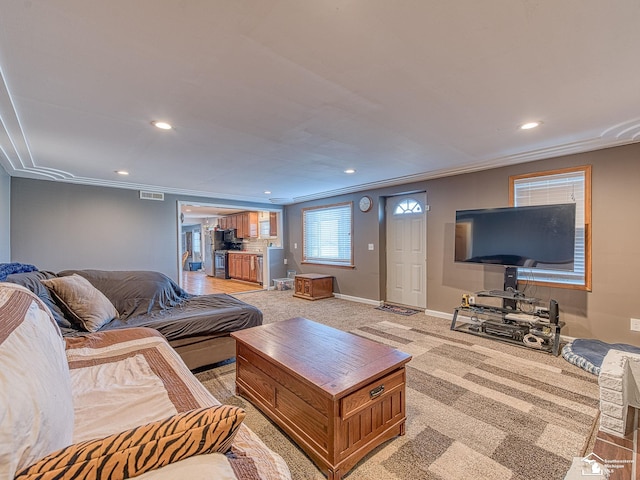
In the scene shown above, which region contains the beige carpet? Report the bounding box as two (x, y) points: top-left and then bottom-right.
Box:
(195, 290), (600, 480)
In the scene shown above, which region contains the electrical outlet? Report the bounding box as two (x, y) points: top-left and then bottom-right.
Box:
(631, 318), (640, 332)
(284, 258), (288, 265)
(368, 243), (374, 250)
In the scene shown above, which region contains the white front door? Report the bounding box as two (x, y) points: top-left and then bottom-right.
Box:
(385, 193), (427, 309)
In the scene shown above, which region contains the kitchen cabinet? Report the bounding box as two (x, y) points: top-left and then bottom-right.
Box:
(239, 214), (248, 238)
(241, 254), (250, 281)
(249, 212), (259, 238)
(228, 252), (260, 283)
(241, 212), (258, 238)
(220, 212), (259, 238)
(248, 255), (259, 283)
(228, 252), (240, 278)
(269, 212), (277, 237)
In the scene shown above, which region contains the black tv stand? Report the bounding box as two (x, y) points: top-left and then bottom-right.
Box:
(450, 291), (564, 355)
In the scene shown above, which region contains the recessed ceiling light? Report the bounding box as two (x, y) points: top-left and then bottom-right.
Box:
(344, 168), (356, 174)
(115, 170), (129, 175)
(151, 120), (172, 130)
(264, 190), (272, 195)
(520, 121), (542, 130)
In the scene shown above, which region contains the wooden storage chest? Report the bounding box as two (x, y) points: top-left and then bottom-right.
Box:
(231, 317), (411, 480)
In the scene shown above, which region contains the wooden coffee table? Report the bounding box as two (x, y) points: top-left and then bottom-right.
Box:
(231, 317), (412, 480)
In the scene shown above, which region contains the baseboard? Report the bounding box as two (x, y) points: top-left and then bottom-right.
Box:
(424, 309), (453, 320)
(333, 293), (383, 306)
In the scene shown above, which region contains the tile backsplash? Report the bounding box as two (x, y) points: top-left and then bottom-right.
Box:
(242, 238), (269, 254)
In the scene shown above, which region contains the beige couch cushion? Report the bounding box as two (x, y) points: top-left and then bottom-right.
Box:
(0, 283), (74, 478)
(41, 274), (118, 332)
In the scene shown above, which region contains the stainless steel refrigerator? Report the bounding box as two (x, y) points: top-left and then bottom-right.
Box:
(204, 230), (226, 277)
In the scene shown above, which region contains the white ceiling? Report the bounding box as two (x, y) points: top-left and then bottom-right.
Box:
(180, 204), (245, 220)
(1, 1), (639, 205)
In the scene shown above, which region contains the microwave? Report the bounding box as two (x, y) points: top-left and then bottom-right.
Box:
(223, 229), (238, 242)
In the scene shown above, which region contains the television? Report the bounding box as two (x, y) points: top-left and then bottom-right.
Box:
(454, 204), (576, 271)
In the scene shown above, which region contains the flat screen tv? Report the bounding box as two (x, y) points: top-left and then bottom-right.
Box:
(454, 204), (576, 271)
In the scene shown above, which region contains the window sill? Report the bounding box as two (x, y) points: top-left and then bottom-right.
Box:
(301, 261), (355, 269)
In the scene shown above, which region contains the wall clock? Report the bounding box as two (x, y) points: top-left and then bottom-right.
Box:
(358, 195), (372, 213)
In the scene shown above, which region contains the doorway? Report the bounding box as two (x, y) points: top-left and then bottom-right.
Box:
(176, 201), (283, 294)
(385, 193), (427, 309)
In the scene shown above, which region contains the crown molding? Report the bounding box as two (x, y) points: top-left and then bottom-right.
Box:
(290, 136), (639, 204)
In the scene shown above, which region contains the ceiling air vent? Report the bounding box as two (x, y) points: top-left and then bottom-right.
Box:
(269, 197), (293, 204)
(139, 191), (165, 201)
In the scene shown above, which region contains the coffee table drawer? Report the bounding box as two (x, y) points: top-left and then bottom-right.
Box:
(341, 369), (404, 419)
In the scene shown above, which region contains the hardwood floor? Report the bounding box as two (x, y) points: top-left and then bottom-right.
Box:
(181, 270), (264, 295)
(591, 408), (638, 479)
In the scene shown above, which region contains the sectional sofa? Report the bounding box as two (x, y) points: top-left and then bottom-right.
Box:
(4, 268), (262, 369)
(0, 282), (291, 479)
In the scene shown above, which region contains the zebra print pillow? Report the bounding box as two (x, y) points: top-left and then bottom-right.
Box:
(15, 405), (245, 480)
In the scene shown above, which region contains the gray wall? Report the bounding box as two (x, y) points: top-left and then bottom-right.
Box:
(10, 178), (273, 281)
(0, 166), (9, 262)
(8, 142), (640, 344)
(285, 142), (640, 344)
(285, 182), (427, 300)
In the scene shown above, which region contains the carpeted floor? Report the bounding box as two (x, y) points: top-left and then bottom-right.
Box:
(195, 290), (600, 480)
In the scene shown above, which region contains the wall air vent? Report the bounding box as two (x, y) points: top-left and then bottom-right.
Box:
(139, 191), (165, 201)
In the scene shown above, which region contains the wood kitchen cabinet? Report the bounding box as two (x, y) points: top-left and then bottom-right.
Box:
(221, 212), (259, 238)
(248, 255), (258, 283)
(244, 212), (258, 238)
(228, 252), (260, 283)
(239, 214), (248, 238)
(228, 252), (240, 278)
(269, 212), (277, 237)
(241, 254), (250, 281)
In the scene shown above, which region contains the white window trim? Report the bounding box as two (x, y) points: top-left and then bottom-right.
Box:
(302, 202), (354, 267)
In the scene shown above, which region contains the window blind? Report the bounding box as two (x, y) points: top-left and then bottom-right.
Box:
(513, 170), (586, 286)
(303, 203), (352, 266)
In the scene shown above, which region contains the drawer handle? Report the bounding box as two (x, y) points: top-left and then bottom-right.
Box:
(369, 385), (385, 399)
